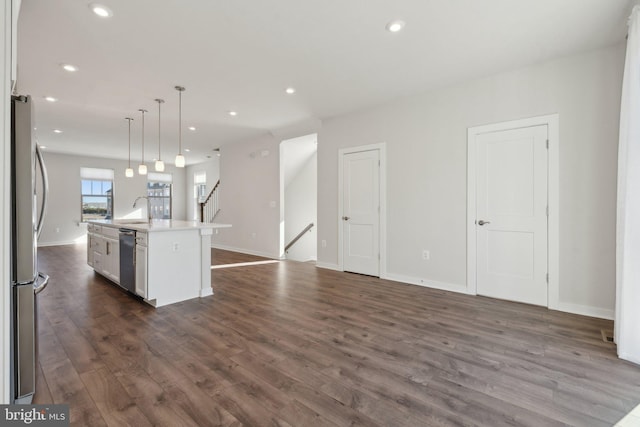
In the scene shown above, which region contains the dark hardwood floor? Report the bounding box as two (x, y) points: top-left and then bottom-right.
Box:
(34, 244), (640, 426)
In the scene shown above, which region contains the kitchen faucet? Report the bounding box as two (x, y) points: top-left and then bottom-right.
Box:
(133, 196), (152, 221)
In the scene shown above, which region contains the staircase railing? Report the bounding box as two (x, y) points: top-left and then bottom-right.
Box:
(285, 222), (314, 253)
(199, 179), (220, 223)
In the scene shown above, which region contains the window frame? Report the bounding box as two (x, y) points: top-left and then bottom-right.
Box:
(80, 178), (114, 222)
(147, 177), (173, 220)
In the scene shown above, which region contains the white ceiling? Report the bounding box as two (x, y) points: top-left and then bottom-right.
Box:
(17, 0), (631, 165)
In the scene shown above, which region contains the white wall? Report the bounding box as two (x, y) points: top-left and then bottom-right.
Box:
(214, 134), (281, 258)
(285, 152), (317, 261)
(37, 152), (187, 246)
(317, 44), (625, 319)
(185, 156), (220, 221)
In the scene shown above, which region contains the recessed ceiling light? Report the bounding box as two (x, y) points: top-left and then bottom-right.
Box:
(53, 129), (63, 134)
(285, 87), (296, 95)
(228, 111), (237, 117)
(184, 148), (191, 152)
(90, 3), (113, 18)
(188, 126), (196, 131)
(44, 96), (57, 102)
(40, 146), (47, 149)
(386, 20), (405, 33)
(61, 64), (78, 72)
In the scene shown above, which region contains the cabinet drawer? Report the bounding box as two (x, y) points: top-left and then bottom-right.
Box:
(88, 224), (102, 234)
(101, 227), (120, 239)
(135, 232), (148, 247)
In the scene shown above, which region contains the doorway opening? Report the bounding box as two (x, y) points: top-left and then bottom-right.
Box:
(279, 134), (318, 262)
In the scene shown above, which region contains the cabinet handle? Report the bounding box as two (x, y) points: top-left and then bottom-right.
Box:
(106, 241), (110, 255)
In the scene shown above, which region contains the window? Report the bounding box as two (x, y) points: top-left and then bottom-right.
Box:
(193, 171), (206, 220)
(81, 167), (114, 222)
(147, 172), (172, 219)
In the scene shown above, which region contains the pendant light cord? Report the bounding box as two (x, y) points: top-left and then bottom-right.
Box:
(158, 100), (162, 159)
(127, 118), (132, 167)
(178, 89), (182, 155)
(141, 111), (144, 162)
(139, 109), (147, 163)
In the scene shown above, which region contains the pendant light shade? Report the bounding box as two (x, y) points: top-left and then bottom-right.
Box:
(154, 98), (165, 172)
(175, 85), (186, 168)
(175, 154), (185, 168)
(138, 108), (148, 175)
(125, 117), (134, 177)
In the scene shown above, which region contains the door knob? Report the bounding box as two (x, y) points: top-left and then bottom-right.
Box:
(342, 216), (350, 221)
(477, 220), (491, 226)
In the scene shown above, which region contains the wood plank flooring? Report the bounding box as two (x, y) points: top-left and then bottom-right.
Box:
(34, 244), (640, 426)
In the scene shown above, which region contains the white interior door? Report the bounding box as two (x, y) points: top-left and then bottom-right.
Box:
(342, 149), (380, 276)
(476, 125), (548, 306)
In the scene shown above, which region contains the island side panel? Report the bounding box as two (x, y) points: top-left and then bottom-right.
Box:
(147, 229), (201, 307)
(200, 228), (213, 298)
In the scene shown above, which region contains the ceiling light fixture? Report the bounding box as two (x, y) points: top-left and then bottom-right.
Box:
(228, 111), (237, 117)
(44, 96), (57, 102)
(386, 20), (405, 33)
(125, 117), (134, 177)
(154, 98), (165, 172)
(40, 146), (47, 150)
(285, 87), (296, 94)
(175, 86), (186, 168)
(138, 109), (148, 175)
(61, 64), (78, 72)
(184, 148), (191, 152)
(53, 129), (62, 133)
(188, 126), (196, 131)
(89, 3), (113, 18)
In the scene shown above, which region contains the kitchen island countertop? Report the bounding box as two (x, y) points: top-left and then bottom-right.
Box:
(90, 219), (231, 233)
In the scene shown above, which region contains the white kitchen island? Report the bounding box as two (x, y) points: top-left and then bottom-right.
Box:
(87, 219), (231, 308)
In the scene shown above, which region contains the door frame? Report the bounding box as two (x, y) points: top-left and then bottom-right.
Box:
(338, 143), (387, 277)
(467, 114), (559, 309)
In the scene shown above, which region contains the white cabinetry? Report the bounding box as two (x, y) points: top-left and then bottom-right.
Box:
(87, 224), (120, 285)
(135, 232), (148, 298)
(102, 236), (120, 283)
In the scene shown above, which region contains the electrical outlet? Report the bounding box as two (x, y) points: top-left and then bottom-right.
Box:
(55, 227), (60, 233)
(173, 243), (179, 252)
(321, 239), (327, 248)
(422, 250), (430, 260)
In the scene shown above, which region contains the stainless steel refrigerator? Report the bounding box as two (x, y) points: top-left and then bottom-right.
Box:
(10, 95), (49, 404)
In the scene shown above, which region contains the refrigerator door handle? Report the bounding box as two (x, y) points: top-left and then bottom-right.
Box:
(35, 144), (48, 239)
(34, 272), (49, 295)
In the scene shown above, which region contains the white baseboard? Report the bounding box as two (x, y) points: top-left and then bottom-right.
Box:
(555, 302), (614, 320)
(199, 288), (213, 298)
(38, 240), (81, 247)
(315, 262), (340, 271)
(617, 351), (640, 366)
(384, 273), (469, 295)
(210, 244), (278, 260)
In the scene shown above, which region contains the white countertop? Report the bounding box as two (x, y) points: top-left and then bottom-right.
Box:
(89, 219), (232, 233)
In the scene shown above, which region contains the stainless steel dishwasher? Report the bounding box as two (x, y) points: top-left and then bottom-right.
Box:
(119, 229), (136, 293)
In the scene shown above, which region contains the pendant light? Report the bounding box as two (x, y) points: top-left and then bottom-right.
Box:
(138, 108), (148, 175)
(154, 98), (165, 172)
(174, 85), (186, 168)
(125, 117), (134, 177)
